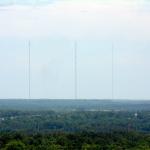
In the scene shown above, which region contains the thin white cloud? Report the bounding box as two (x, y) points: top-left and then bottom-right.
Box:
(0, 1), (150, 41)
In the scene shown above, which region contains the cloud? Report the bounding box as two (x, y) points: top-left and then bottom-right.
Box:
(0, 0), (56, 6)
(0, 1), (150, 41)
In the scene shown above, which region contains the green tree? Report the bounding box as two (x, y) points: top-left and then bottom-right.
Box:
(82, 144), (101, 150)
(4, 141), (26, 150)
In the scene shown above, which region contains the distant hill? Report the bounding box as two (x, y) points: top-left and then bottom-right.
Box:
(0, 99), (150, 111)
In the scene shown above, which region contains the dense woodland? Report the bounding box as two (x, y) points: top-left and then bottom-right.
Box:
(0, 110), (150, 133)
(0, 131), (150, 150)
(0, 110), (150, 149)
(0, 100), (150, 149)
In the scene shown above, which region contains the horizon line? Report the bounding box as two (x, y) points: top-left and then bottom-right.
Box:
(0, 98), (150, 101)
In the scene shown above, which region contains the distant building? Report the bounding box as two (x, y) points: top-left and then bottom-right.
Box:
(134, 113), (138, 118)
(0, 118), (5, 121)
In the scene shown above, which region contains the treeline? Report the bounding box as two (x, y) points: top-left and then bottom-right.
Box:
(0, 131), (150, 150)
(0, 110), (150, 149)
(0, 110), (150, 133)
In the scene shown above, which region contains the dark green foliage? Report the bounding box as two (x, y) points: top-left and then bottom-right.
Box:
(4, 141), (25, 150)
(0, 109), (150, 149)
(0, 132), (150, 150)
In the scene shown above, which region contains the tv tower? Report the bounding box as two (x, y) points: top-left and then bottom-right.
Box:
(112, 43), (114, 100)
(28, 41), (31, 99)
(74, 41), (77, 100)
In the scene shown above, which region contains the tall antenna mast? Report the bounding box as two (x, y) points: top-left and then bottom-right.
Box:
(28, 41), (31, 99)
(112, 43), (114, 100)
(74, 41), (77, 100)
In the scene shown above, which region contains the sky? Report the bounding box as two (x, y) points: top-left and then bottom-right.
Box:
(0, 0), (150, 99)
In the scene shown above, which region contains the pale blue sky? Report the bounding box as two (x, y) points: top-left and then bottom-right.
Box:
(0, 0), (55, 5)
(0, 0), (150, 99)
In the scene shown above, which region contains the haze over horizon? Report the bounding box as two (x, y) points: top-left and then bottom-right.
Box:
(0, 0), (150, 99)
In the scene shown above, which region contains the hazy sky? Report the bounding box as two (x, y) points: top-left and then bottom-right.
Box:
(0, 0), (150, 99)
